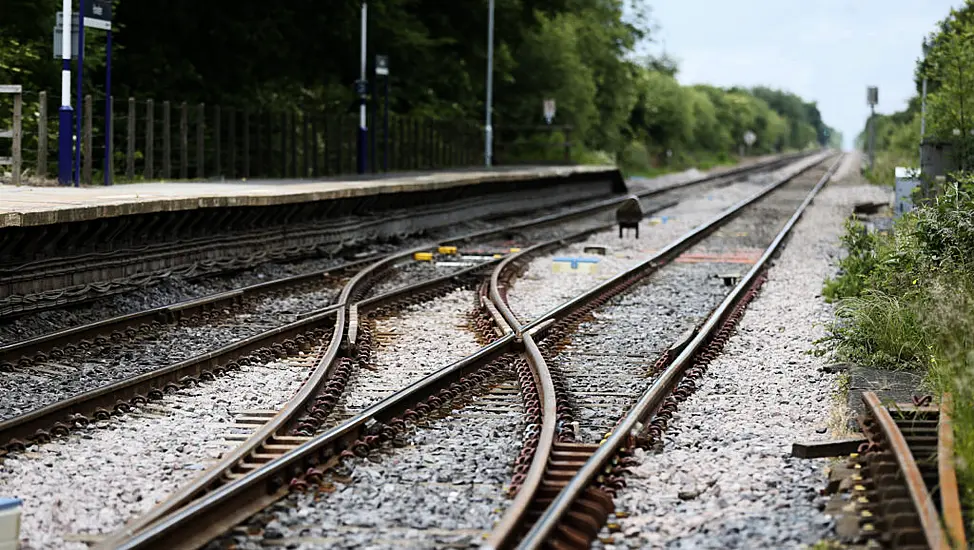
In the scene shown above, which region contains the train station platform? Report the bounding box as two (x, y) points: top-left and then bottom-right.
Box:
(0, 165), (622, 228)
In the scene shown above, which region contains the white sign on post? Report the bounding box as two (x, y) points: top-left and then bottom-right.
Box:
(543, 99), (556, 125)
(743, 131), (757, 147)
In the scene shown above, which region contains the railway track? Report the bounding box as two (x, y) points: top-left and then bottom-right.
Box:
(0, 153), (803, 455)
(39, 152), (827, 549)
(0, 152), (836, 549)
(848, 393), (966, 550)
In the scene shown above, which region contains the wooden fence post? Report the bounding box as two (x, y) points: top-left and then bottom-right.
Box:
(228, 107), (236, 179)
(162, 101), (171, 179)
(290, 111), (297, 178)
(302, 111), (309, 178)
(0, 86), (24, 185)
(38, 91), (48, 178)
(255, 111), (263, 177)
(83, 94), (92, 184)
(214, 105), (221, 176)
(179, 102), (188, 179)
(311, 114), (318, 177)
(144, 99), (154, 179)
(106, 96), (114, 184)
(126, 97), (135, 179)
(243, 109), (250, 179)
(280, 112), (287, 177)
(196, 103), (205, 178)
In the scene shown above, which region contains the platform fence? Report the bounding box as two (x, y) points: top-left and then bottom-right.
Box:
(0, 88), (574, 185)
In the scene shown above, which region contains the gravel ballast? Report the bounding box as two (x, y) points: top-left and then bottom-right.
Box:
(0, 188), (687, 346)
(550, 262), (741, 444)
(505, 168), (792, 322)
(0, 356), (310, 550)
(321, 287), (482, 430)
(223, 382), (522, 549)
(0, 286), (339, 421)
(597, 168), (892, 549)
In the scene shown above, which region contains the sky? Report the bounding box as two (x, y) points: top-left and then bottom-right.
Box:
(642, 0), (964, 149)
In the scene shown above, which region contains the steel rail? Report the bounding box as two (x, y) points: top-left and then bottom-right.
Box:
(96, 253), (502, 549)
(488, 199), (680, 333)
(488, 332), (558, 543)
(0, 258), (366, 366)
(938, 394), (967, 549)
(505, 152), (842, 549)
(863, 391), (949, 550)
(0, 306), (340, 450)
(86, 151), (813, 549)
(2, 152), (807, 318)
(3, 152), (806, 369)
(109, 339), (520, 550)
(518, 151), (831, 337)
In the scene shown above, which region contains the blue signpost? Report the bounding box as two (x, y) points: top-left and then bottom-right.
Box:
(57, 0), (75, 186)
(357, 2), (369, 175)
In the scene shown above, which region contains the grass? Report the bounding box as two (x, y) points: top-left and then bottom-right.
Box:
(827, 371), (857, 439)
(822, 176), (974, 535)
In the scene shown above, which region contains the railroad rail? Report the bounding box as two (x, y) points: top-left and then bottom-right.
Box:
(851, 392), (966, 550)
(89, 152), (830, 549)
(0, 155), (805, 317)
(486, 152), (842, 549)
(1, 151), (799, 368)
(0, 152), (807, 453)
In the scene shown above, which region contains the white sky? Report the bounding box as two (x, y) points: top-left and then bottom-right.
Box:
(641, 0), (963, 148)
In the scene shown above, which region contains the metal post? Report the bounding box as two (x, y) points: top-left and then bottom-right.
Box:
(104, 29), (112, 185)
(921, 78), (928, 139)
(162, 100), (171, 179)
(58, 0), (74, 185)
(384, 75), (390, 172)
(485, 0), (495, 167)
(144, 99), (154, 179)
(38, 91), (48, 178)
(868, 105), (876, 171)
(83, 94), (92, 184)
(75, 0), (85, 186)
(357, 1), (368, 174)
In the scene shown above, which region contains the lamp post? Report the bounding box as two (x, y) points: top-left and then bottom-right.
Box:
(357, 1), (368, 174)
(485, 0), (495, 167)
(58, 0), (74, 186)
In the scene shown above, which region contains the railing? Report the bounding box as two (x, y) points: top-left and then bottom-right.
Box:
(0, 90), (578, 185)
(0, 85), (22, 185)
(11, 92), (487, 185)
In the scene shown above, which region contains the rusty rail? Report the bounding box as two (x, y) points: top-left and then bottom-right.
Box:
(938, 395), (967, 549)
(857, 392), (965, 550)
(91, 151), (816, 549)
(494, 152), (842, 549)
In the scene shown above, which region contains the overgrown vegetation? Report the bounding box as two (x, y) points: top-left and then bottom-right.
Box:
(823, 176), (974, 533)
(0, 0), (838, 173)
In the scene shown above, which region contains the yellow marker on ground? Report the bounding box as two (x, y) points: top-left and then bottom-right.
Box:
(438, 246), (458, 255)
(414, 252), (434, 261)
(493, 253), (503, 259)
(510, 247), (521, 253)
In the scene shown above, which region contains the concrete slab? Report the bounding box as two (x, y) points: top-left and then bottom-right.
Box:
(0, 165), (619, 228)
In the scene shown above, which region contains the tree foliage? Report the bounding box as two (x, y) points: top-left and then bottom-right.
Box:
(860, 0), (974, 182)
(1, 0), (831, 169)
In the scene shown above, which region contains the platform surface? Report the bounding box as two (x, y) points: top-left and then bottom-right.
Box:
(0, 165), (617, 228)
